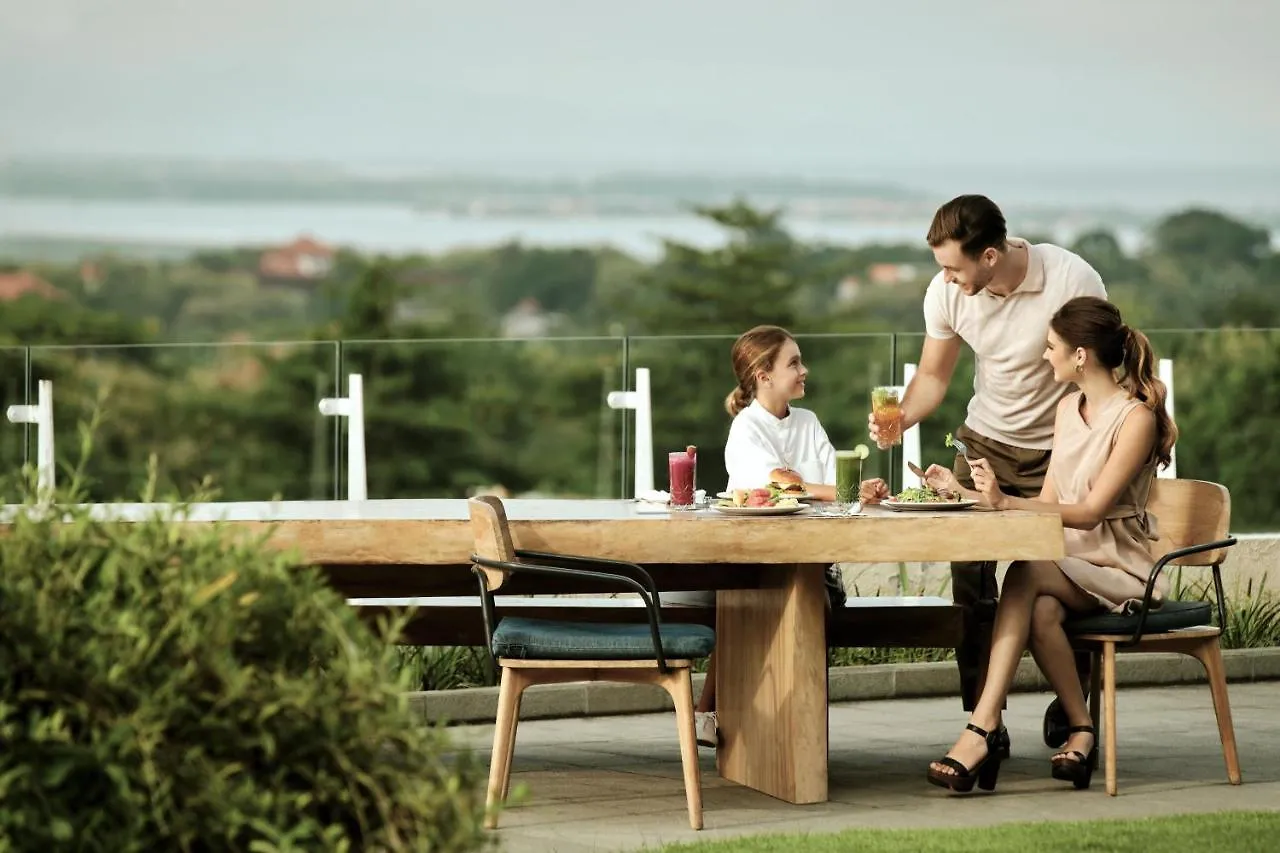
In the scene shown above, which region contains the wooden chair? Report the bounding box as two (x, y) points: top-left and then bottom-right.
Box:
(1064, 478), (1242, 795)
(467, 496), (715, 830)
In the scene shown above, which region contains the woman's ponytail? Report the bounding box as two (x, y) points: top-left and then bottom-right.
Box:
(1122, 326), (1178, 468)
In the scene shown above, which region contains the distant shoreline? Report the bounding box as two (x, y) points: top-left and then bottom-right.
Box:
(0, 197), (1164, 262)
(5, 160), (1280, 220)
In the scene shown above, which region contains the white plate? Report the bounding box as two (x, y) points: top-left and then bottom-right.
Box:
(716, 490), (817, 501)
(710, 503), (809, 516)
(882, 498), (978, 512)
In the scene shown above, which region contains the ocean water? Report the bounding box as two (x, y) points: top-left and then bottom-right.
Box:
(0, 196), (1156, 259)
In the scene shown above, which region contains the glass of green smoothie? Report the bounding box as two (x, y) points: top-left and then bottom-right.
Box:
(835, 444), (870, 507)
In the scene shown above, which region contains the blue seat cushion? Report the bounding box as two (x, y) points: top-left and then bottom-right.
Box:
(491, 617), (715, 661)
(1064, 600), (1213, 636)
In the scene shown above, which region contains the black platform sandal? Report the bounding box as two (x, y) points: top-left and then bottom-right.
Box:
(1050, 725), (1098, 790)
(927, 723), (1005, 793)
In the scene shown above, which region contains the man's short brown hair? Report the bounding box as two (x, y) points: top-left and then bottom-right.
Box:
(926, 195), (1008, 258)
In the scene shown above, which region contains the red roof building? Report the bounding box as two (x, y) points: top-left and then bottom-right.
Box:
(0, 271), (68, 302)
(258, 236), (336, 282)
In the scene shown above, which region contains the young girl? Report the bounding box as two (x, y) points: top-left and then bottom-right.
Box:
(923, 296), (1177, 793)
(723, 325), (837, 500)
(685, 325), (845, 748)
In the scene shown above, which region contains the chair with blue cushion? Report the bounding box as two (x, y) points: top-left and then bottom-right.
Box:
(1065, 478), (1242, 795)
(468, 496), (716, 830)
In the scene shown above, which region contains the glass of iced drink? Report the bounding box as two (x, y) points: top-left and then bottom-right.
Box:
(835, 445), (869, 506)
(871, 386), (904, 445)
(668, 446), (697, 508)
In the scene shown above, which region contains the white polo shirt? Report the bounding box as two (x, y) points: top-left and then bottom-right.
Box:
(724, 400), (836, 490)
(923, 239), (1107, 449)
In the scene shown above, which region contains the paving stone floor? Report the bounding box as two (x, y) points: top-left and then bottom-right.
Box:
(444, 682), (1280, 852)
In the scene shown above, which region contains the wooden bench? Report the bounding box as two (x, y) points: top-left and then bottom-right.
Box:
(353, 594), (973, 653)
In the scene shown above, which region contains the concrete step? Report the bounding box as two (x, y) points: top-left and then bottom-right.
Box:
(409, 646), (1280, 725)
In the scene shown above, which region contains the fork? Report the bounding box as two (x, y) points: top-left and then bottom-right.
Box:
(909, 460), (961, 500)
(950, 435), (974, 463)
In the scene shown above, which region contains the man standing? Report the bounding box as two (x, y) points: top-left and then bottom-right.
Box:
(869, 194), (1106, 746)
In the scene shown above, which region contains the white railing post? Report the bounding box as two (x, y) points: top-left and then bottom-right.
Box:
(319, 373), (368, 501)
(606, 367), (653, 499)
(6, 379), (55, 497)
(901, 364), (920, 487)
(1159, 358), (1176, 479)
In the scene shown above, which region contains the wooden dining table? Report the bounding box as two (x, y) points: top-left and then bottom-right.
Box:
(68, 497), (1065, 806)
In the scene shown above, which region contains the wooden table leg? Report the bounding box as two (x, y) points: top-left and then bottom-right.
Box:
(715, 562), (828, 804)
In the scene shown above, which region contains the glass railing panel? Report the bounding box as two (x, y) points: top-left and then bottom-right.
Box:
(1145, 328), (1279, 532)
(890, 332), (978, 492)
(26, 341), (341, 502)
(623, 333), (897, 495)
(0, 346), (29, 482)
(7, 327), (1276, 531)
(339, 337), (627, 499)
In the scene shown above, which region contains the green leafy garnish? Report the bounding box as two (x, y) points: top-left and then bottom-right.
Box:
(894, 485), (959, 503)
(944, 432), (954, 448)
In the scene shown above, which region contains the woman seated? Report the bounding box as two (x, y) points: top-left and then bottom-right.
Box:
(922, 296), (1177, 793)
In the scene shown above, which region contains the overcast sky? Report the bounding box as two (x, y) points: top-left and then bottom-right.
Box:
(2, 0), (1277, 176)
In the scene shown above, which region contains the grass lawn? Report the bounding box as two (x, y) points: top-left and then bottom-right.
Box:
(656, 811), (1280, 852)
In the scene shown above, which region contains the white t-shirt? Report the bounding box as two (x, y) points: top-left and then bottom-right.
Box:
(724, 400), (836, 490)
(922, 238), (1108, 450)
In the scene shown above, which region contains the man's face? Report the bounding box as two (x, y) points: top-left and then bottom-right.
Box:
(932, 239), (996, 296)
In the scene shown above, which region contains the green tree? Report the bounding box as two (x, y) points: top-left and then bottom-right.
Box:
(485, 243), (599, 315)
(343, 261), (399, 338)
(29, 341), (340, 503)
(628, 201), (805, 334)
(0, 293), (151, 348)
(1071, 228), (1137, 284)
(1150, 329), (1280, 530)
(1152, 209), (1271, 268)
(341, 335), (623, 499)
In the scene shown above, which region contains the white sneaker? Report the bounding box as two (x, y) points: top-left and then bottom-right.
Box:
(695, 711), (719, 748)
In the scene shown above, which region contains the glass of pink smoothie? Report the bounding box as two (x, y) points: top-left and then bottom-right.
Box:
(668, 447), (697, 508)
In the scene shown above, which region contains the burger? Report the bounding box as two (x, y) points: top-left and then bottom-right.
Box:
(768, 468), (805, 495)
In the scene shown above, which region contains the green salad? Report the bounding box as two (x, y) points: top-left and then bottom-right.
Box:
(894, 485), (960, 503)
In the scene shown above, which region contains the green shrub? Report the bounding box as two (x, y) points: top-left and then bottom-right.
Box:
(393, 647), (498, 692)
(1173, 572), (1280, 650)
(0, 471), (491, 852)
(1220, 579), (1280, 650)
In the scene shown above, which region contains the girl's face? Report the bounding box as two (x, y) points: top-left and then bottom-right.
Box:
(758, 339), (808, 401)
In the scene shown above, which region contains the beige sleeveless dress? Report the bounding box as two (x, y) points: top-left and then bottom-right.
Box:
(1052, 390), (1162, 613)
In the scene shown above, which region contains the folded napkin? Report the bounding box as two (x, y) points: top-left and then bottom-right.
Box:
(808, 501), (864, 518)
(637, 489), (707, 505)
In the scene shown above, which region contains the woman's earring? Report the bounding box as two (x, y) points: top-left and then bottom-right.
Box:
(1074, 362), (1084, 374)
